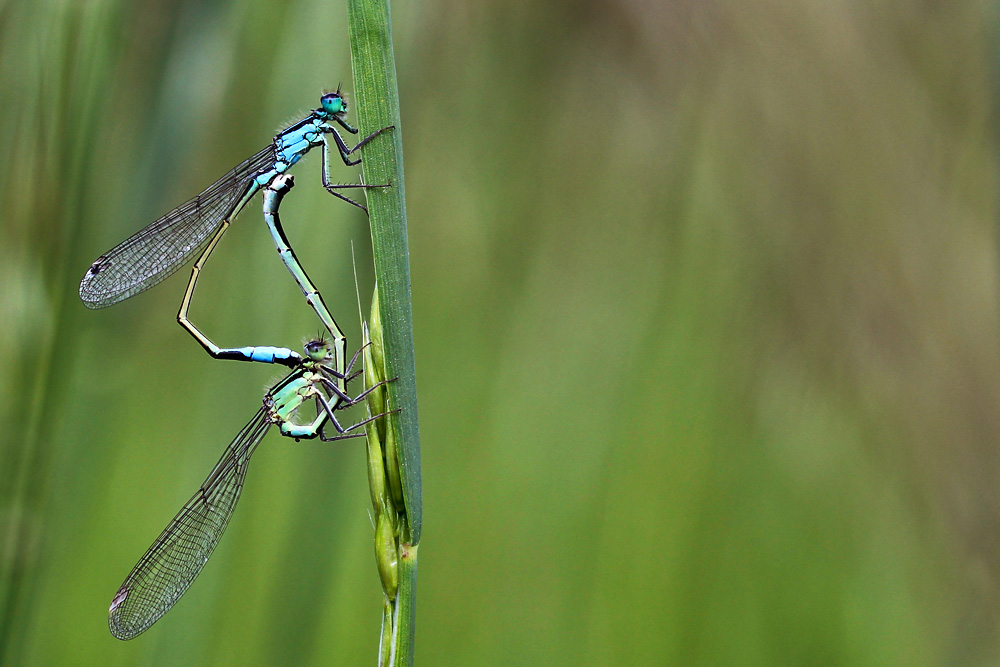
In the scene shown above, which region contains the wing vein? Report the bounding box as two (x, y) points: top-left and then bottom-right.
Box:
(80, 145), (276, 308)
(108, 407), (273, 640)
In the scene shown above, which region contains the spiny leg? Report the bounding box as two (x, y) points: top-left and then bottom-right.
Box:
(313, 390), (399, 442)
(275, 381), (397, 442)
(327, 123), (394, 166)
(320, 375), (394, 406)
(319, 411), (399, 442)
(320, 139), (391, 213)
(318, 342), (369, 382)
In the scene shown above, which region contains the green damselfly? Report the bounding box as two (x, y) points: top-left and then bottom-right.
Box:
(108, 337), (389, 640)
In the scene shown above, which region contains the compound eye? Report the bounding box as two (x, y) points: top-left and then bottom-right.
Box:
(321, 94), (345, 115)
(304, 340), (329, 360)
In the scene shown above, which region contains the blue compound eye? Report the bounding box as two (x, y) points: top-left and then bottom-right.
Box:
(321, 94), (344, 115)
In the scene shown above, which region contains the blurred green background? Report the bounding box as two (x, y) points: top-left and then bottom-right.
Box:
(0, 0), (996, 664)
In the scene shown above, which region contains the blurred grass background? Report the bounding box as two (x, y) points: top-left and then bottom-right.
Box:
(0, 0), (996, 664)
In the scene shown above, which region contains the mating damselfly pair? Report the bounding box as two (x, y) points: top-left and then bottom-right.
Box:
(81, 91), (394, 640)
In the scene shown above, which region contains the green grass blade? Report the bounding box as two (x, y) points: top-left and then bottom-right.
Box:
(348, 1), (420, 664)
(348, 0), (421, 547)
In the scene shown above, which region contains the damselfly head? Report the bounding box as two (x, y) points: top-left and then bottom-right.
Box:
(304, 338), (331, 361)
(320, 91), (347, 117)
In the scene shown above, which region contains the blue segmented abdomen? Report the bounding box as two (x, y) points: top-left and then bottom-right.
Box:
(233, 346), (297, 363)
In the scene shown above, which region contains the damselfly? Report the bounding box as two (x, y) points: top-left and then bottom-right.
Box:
(108, 337), (388, 640)
(79, 90), (390, 378)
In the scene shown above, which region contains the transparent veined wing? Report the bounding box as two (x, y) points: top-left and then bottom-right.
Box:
(108, 407), (272, 640)
(80, 145), (276, 308)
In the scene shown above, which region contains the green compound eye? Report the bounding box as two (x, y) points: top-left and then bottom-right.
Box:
(305, 338), (330, 361)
